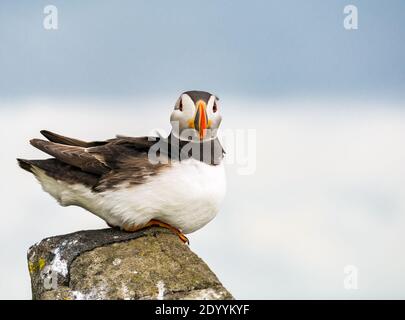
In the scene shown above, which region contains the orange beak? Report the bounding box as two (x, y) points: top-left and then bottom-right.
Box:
(195, 100), (208, 140)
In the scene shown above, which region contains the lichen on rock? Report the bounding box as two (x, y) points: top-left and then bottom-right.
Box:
(27, 227), (233, 300)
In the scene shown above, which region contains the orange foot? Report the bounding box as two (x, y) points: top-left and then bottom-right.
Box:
(122, 219), (189, 245)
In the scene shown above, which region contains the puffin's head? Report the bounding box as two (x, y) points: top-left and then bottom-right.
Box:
(170, 90), (222, 141)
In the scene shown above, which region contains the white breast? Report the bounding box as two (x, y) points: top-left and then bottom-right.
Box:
(33, 159), (226, 234)
(55, 159), (226, 234)
(103, 159), (227, 233)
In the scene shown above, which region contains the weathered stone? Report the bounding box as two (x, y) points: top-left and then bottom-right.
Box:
(27, 227), (233, 300)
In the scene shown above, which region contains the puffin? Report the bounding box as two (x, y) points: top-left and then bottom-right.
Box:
(17, 91), (226, 244)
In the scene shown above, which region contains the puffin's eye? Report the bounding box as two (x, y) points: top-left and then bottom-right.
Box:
(179, 99), (183, 111)
(213, 101), (218, 113)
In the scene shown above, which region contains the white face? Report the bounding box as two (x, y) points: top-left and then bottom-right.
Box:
(170, 92), (222, 142)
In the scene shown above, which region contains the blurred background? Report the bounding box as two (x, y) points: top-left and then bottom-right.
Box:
(1, 0), (405, 299)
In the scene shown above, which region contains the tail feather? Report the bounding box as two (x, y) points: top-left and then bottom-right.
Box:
(17, 158), (99, 187)
(17, 158), (34, 173)
(40, 130), (89, 147)
(29, 138), (57, 155)
(40, 130), (106, 147)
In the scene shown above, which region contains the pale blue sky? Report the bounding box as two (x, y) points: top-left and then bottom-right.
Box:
(1, 0), (405, 100)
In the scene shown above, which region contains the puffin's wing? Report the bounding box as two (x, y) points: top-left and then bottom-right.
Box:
(22, 135), (167, 191)
(87, 137), (159, 169)
(88, 138), (169, 191)
(30, 136), (160, 174)
(40, 130), (107, 147)
(30, 139), (110, 175)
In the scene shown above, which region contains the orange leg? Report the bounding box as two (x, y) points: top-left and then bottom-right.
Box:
(122, 219), (189, 245)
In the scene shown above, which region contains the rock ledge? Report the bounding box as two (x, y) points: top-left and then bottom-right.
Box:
(27, 227), (233, 300)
